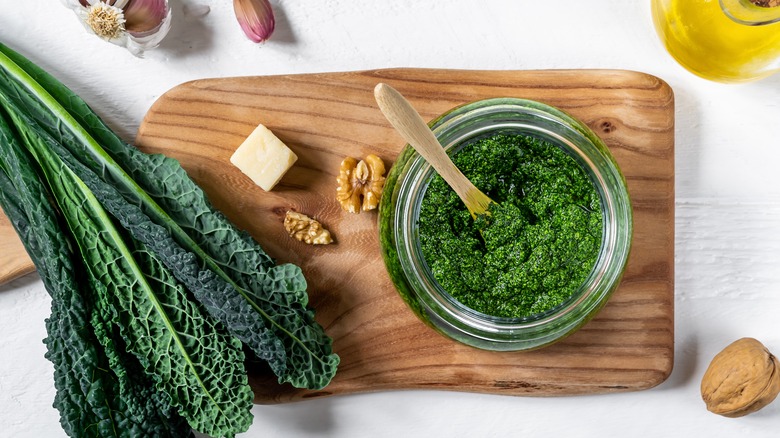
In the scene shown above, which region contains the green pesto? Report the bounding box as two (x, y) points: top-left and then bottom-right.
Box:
(417, 133), (603, 319)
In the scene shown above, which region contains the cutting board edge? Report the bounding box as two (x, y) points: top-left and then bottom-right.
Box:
(158, 67), (670, 85)
(139, 67), (673, 113)
(250, 358), (676, 405)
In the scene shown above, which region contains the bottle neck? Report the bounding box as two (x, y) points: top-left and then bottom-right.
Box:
(720, 0), (780, 25)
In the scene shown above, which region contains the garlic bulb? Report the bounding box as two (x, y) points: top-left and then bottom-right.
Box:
(233, 0), (275, 43)
(62, 0), (172, 57)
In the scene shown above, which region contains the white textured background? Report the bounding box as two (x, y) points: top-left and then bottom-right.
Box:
(2, 1), (780, 436)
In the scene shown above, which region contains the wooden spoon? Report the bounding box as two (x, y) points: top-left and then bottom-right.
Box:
(374, 83), (494, 218)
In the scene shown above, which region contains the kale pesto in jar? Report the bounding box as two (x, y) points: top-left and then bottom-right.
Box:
(417, 133), (603, 319)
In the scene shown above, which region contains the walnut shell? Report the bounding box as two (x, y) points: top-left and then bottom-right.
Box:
(701, 337), (780, 417)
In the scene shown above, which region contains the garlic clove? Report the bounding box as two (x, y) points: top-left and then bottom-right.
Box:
(233, 0), (275, 43)
(125, 8), (172, 55)
(63, 0), (171, 56)
(124, 0), (169, 34)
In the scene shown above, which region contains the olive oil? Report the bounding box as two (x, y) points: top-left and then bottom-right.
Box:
(652, 0), (780, 82)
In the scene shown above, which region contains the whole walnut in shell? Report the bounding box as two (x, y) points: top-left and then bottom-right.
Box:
(701, 337), (780, 417)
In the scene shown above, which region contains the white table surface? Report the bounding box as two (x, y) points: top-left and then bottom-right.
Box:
(2, 1), (780, 437)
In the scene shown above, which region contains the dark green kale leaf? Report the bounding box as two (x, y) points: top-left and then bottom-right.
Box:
(4, 102), (255, 437)
(0, 110), (192, 438)
(0, 42), (338, 390)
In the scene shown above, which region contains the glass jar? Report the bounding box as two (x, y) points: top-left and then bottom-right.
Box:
(378, 98), (632, 351)
(652, 0), (780, 83)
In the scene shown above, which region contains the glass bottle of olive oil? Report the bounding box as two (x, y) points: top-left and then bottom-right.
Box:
(652, 0), (780, 83)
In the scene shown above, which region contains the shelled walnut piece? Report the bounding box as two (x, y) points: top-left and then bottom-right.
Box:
(701, 337), (780, 417)
(284, 211), (333, 245)
(336, 154), (386, 213)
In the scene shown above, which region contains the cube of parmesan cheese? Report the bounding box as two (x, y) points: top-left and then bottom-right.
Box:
(229, 123), (298, 191)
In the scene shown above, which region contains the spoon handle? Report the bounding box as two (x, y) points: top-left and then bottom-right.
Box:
(374, 83), (490, 216)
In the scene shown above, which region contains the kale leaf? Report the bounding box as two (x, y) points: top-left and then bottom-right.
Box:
(0, 42), (338, 390)
(0, 110), (193, 437)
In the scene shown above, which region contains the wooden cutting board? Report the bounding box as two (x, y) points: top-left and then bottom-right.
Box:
(0, 69), (675, 402)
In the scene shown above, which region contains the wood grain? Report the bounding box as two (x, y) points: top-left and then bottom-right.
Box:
(0, 68), (675, 402)
(0, 211), (35, 283)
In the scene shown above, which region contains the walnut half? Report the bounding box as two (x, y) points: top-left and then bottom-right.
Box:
(284, 211), (333, 245)
(336, 154), (386, 213)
